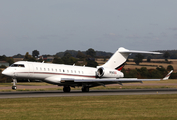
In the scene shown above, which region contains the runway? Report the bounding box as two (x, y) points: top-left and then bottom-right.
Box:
(0, 88), (177, 99)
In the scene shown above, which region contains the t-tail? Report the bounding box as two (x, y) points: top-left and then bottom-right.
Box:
(99, 47), (162, 71)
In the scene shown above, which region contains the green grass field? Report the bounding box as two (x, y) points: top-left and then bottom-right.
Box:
(0, 94), (177, 120)
(1, 80), (177, 119)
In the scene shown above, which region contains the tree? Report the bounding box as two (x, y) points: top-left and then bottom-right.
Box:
(53, 57), (63, 64)
(61, 52), (77, 65)
(13, 54), (24, 58)
(0, 55), (6, 61)
(32, 50), (40, 58)
(167, 65), (174, 71)
(86, 48), (96, 57)
(163, 51), (170, 62)
(86, 60), (98, 67)
(139, 67), (148, 78)
(24, 52), (36, 61)
(148, 69), (162, 78)
(5, 57), (14, 66)
(62, 52), (72, 64)
(126, 69), (138, 78)
(134, 54), (144, 65)
(76, 51), (86, 59)
(156, 66), (167, 77)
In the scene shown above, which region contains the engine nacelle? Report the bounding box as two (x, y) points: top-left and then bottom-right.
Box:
(96, 67), (124, 78)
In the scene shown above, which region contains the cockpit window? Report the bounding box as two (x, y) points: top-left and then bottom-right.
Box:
(11, 64), (25, 67)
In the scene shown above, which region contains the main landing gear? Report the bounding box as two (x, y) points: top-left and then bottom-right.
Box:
(63, 86), (71, 92)
(12, 78), (17, 90)
(82, 86), (89, 92)
(63, 86), (90, 92)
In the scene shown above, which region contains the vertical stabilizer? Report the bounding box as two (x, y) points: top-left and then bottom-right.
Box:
(99, 47), (161, 70)
(100, 47), (130, 70)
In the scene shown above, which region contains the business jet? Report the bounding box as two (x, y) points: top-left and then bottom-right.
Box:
(2, 47), (173, 92)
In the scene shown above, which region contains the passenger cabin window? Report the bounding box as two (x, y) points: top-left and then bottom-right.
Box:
(11, 64), (25, 67)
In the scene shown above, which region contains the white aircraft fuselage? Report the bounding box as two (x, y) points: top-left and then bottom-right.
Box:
(2, 61), (123, 85)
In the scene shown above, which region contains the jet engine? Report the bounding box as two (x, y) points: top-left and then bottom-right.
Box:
(96, 67), (124, 78)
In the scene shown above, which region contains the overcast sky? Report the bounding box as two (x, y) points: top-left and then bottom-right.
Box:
(0, 0), (177, 56)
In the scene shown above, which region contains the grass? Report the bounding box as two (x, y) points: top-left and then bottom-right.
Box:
(0, 94), (177, 119)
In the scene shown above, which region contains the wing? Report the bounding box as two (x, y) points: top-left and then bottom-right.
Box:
(60, 70), (173, 86)
(44, 70), (173, 87)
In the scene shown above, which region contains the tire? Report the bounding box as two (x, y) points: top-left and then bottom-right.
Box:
(12, 86), (17, 90)
(63, 86), (71, 92)
(82, 87), (89, 92)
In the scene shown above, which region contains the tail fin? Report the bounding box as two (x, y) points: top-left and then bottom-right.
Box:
(100, 47), (161, 70)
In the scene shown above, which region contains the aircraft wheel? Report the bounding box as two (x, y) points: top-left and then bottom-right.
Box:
(63, 86), (71, 92)
(12, 86), (17, 90)
(82, 87), (89, 92)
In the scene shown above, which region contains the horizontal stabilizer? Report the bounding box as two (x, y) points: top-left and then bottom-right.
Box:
(118, 47), (162, 54)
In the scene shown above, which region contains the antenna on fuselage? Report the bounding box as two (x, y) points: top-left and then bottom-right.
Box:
(73, 63), (75, 66)
(42, 61), (44, 63)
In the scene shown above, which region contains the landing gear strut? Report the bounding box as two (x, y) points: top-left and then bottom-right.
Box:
(12, 78), (17, 90)
(63, 86), (71, 92)
(82, 86), (89, 92)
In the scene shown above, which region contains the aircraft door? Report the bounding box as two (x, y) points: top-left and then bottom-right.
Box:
(28, 63), (34, 78)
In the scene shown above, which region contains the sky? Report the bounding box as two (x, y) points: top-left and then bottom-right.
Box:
(0, 0), (177, 56)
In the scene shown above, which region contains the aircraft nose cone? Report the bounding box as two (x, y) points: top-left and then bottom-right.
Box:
(2, 69), (12, 76)
(2, 70), (7, 75)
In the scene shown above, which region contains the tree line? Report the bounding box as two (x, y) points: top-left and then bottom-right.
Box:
(0, 48), (177, 83)
(122, 66), (176, 79)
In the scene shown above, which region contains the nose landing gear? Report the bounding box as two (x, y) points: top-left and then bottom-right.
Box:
(12, 86), (17, 90)
(12, 78), (17, 90)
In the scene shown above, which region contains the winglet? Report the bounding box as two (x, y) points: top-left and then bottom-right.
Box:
(162, 70), (173, 80)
